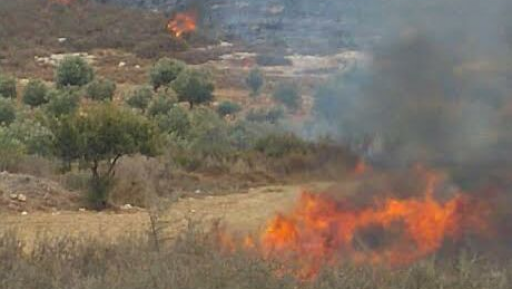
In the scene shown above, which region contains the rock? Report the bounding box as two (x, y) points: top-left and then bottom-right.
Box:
(134, 65), (141, 69)
(121, 204), (133, 210)
(9, 193), (18, 200)
(21, 211), (28, 216)
(79, 208), (87, 212)
(17, 194), (27, 202)
(194, 189), (202, 194)
(118, 61), (126, 68)
(58, 38), (67, 43)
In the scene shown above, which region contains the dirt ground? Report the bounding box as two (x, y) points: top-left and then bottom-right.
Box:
(0, 182), (332, 246)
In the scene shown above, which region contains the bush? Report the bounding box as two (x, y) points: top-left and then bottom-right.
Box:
(246, 68), (264, 96)
(0, 98), (16, 125)
(85, 78), (116, 101)
(44, 89), (80, 118)
(147, 88), (178, 117)
(156, 105), (190, 138)
(254, 133), (308, 158)
(172, 69), (214, 108)
(7, 116), (54, 156)
(217, 101), (241, 116)
(255, 54), (292, 66)
(0, 127), (25, 172)
(22, 79), (49, 107)
(273, 82), (300, 111)
(188, 107), (231, 158)
(126, 86), (153, 112)
(55, 56), (94, 87)
(149, 57), (186, 90)
(246, 107), (284, 124)
(0, 74), (17, 98)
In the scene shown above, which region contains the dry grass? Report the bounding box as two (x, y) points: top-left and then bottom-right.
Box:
(0, 227), (509, 289)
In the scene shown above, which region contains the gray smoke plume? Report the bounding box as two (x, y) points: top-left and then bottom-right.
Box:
(311, 0), (511, 168)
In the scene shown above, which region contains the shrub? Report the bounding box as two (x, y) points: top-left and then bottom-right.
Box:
(22, 79), (49, 107)
(172, 69), (214, 108)
(45, 89), (80, 118)
(255, 54), (292, 66)
(273, 82), (300, 111)
(246, 68), (264, 96)
(147, 88), (178, 117)
(254, 133), (308, 158)
(188, 107), (231, 158)
(246, 107), (284, 124)
(217, 101), (241, 116)
(7, 116), (54, 156)
(55, 56), (94, 87)
(0, 98), (16, 125)
(0, 127), (24, 172)
(149, 57), (186, 90)
(85, 78), (116, 101)
(156, 105), (190, 137)
(0, 74), (17, 99)
(51, 103), (162, 209)
(126, 86), (153, 112)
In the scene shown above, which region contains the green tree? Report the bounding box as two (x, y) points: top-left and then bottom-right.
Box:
(156, 105), (190, 138)
(149, 57), (186, 90)
(85, 78), (116, 101)
(172, 69), (214, 108)
(52, 103), (161, 209)
(0, 74), (17, 99)
(45, 89), (80, 118)
(55, 56), (94, 88)
(147, 88), (178, 117)
(126, 86), (153, 112)
(246, 68), (264, 97)
(216, 101), (241, 116)
(0, 98), (16, 125)
(23, 79), (49, 107)
(273, 82), (300, 111)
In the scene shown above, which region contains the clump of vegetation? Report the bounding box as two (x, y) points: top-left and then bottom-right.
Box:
(246, 67), (264, 97)
(156, 105), (191, 137)
(85, 78), (116, 101)
(0, 98), (16, 125)
(126, 86), (153, 112)
(273, 82), (300, 111)
(254, 133), (308, 158)
(256, 54), (292, 66)
(44, 89), (80, 118)
(147, 89), (178, 117)
(149, 58), (186, 90)
(172, 69), (215, 108)
(246, 107), (284, 124)
(51, 103), (161, 209)
(55, 56), (94, 88)
(0, 74), (17, 99)
(22, 79), (49, 107)
(217, 101), (241, 116)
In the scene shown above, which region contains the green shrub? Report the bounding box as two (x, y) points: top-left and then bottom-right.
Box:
(0, 98), (16, 125)
(156, 105), (190, 137)
(217, 101), (241, 116)
(254, 133), (308, 158)
(22, 79), (49, 107)
(246, 68), (264, 96)
(246, 107), (284, 124)
(149, 57), (186, 90)
(0, 74), (17, 99)
(126, 86), (153, 112)
(147, 88), (178, 117)
(7, 116), (54, 156)
(188, 107), (231, 158)
(45, 89), (80, 118)
(172, 69), (214, 108)
(273, 82), (300, 111)
(0, 127), (25, 172)
(85, 78), (116, 101)
(55, 56), (94, 87)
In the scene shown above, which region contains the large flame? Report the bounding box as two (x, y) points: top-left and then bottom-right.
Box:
(219, 167), (492, 280)
(167, 11), (197, 38)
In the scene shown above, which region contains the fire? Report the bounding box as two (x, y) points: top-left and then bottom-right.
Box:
(167, 11), (197, 38)
(219, 167), (492, 280)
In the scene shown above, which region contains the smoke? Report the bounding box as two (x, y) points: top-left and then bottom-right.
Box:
(311, 0), (511, 168)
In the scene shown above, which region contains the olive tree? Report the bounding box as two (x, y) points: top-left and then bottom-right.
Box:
(85, 78), (116, 101)
(0, 74), (17, 99)
(52, 103), (161, 209)
(172, 69), (214, 108)
(55, 56), (94, 88)
(149, 57), (186, 90)
(246, 67), (264, 97)
(23, 79), (49, 107)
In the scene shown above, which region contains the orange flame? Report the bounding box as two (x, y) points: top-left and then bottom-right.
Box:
(219, 168), (492, 280)
(167, 11), (197, 38)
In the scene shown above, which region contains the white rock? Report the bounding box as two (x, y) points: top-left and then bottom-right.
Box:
(21, 211), (28, 216)
(194, 189), (202, 194)
(79, 208), (87, 212)
(118, 61), (126, 68)
(9, 193), (18, 200)
(134, 65), (141, 69)
(58, 38), (67, 43)
(121, 204), (133, 210)
(17, 194), (27, 202)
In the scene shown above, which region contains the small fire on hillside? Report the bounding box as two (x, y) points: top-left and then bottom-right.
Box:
(167, 11), (197, 38)
(217, 166), (493, 280)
